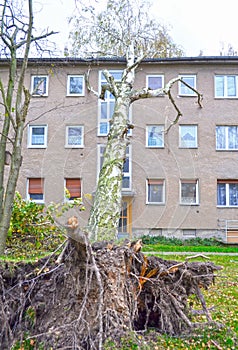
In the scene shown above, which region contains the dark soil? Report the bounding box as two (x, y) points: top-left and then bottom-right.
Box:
(0, 238), (222, 349)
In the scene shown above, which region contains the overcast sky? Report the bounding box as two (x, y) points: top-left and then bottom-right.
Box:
(34, 0), (238, 57)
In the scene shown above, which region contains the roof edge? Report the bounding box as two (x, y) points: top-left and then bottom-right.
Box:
(1, 56), (238, 65)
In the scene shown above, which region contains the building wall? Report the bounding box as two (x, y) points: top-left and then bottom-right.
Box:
(2, 57), (238, 240)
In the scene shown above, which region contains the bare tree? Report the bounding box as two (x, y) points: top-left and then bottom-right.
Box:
(0, 0), (57, 255)
(69, 0), (202, 241)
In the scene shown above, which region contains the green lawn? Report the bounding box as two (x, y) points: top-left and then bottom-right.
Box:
(142, 244), (238, 253)
(141, 236), (238, 254)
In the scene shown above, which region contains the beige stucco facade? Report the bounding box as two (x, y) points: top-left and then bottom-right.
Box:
(2, 56), (238, 242)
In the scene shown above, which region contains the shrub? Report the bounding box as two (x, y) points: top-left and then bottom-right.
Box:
(141, 235), (223, 247)
(6, 191), (85, 257)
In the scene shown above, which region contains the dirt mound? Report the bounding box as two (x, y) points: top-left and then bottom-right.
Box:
(0, 238), (221, 349)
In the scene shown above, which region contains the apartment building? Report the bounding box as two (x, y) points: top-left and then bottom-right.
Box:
(1, 56), (238, 243)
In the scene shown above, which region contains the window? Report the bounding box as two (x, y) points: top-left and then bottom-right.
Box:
(31, 75), (48, 96)
(216, 126), (238, 150)
(65, 178), (81, 200)
(67, 75), (85, 96)
(215, 75), (238, 98)
(28, 125), (47, 148)
(146, 179), (165, 204)
(217, 180), (238, 206)
(27, 178), (44, 203)
(146, 125), (164, 148)
(98, 145), (132, 190)
(146, 75), (164, 90)
(180, 179), (199, 205)
(98, 70), (132, 136)
(179, 125), (198, 148)
(183, 229), (196, 237)
(65, 126), (84, 148)
(122, 146), (131, 190)
(178, 75), (196, 96)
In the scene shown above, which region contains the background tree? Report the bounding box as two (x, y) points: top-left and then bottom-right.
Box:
(70, 0), (184, 58)
(69, 0), (201, 241)
(0, 0), (56, 255)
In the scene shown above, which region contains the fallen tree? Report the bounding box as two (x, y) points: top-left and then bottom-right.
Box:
(0, 233), (222, 349)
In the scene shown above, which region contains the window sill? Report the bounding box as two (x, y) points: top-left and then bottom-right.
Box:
(65, 145), (84, 149)
(217, 205), (238, 208)
(179, 147), (198, 149)
(146, 202), (165, 205)
(27, 146), (47, 149)
(28, 200), (44, 204)
(146, 146), (164, 149)
(66, 94), (85, 97)
(180, 203), (199, 206)
(216, 149), (238, 152)
(178, 94), (197, 97)
(214, 97), (238, 99)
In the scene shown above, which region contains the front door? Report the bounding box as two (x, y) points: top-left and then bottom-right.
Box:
(118, 198), (132, 239)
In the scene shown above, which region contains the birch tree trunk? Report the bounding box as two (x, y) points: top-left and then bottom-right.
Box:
(86, 44), (137, 241)
(87, 93), (131, 241)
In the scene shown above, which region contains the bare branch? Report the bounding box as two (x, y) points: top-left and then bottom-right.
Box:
(15, 30), (58, 50)
(130, 76), (203, 133)
(185, 254), (210, 261)
(0, 132), (14, 145)
(85, 69), (99, 97)
(123, 51), (146, 83)
(179, 78), (203, 108)
(101, 70), (119, 97)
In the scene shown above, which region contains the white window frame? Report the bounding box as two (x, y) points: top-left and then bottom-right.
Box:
(217, 180), (238, 207)
(28, 125), (47, 148)
(146, 75), (164, 90)
(180, 179), (199, 205)
(178, 75), (197, 96)
(98, 70), (132, 136)
(26, 178), (44, 204)
(216, 125), (238, 150)
(65, 125), (84, 148)
(215, 75), (238, 98)
(179, 125), (198, 148)
(67, 75), (85, 96)
(183, 229), (196, 237)
(31, 75), (48, 96)
(146, 179), (165, 205)
(97, 144), (132, 190)
(146, 125), (164, 148)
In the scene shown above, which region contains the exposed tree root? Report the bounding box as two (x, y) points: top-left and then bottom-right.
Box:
(0, 237), (222, 349)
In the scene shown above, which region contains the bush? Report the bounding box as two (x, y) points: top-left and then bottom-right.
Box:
(141, 235), (222, 247)
(6, 192), (85, 257)
(141, 235), (183, 246)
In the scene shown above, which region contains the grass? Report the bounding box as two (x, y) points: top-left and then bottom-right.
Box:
(141, 236), (238, 254)
(143, 244), (238, 253)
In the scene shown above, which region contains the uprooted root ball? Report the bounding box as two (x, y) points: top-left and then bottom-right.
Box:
(0, 239), (222, 349)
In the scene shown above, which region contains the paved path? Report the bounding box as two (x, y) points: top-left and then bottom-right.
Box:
(143, 251), (238, 256)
